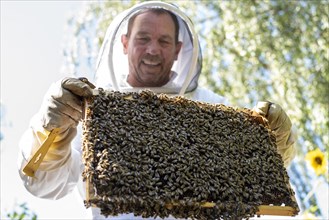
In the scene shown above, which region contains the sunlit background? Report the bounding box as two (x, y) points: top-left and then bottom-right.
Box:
(1, 1), (88, 219)
(1, 1), (328, 220)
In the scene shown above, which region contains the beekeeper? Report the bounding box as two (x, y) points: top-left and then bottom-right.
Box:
(18, 2), (296, 220)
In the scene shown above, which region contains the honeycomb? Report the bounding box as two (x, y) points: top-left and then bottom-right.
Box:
(82, 89), (299, 219)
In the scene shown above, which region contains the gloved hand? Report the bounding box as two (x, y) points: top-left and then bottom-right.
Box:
(40, 77), (94, 132)
(29, 77), (95, 170)
(253, 101), (297, 167)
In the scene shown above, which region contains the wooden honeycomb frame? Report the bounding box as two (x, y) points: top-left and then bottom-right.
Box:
(82, 90), (299, 218)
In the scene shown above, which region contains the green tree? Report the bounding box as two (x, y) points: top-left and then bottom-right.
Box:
(63, 0), (329, 217)
(193, 0), (329, 157)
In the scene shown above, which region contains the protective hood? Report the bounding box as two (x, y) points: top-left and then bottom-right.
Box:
(94, 1), (202, 95)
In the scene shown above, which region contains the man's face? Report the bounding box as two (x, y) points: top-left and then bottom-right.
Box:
(122, 11), (182, 87)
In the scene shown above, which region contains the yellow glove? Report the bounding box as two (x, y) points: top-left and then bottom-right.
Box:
(253, 101), (297, 167)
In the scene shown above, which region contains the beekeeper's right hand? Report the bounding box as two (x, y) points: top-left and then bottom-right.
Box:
(21, 77), (94, 171)
(40, 77), (94, 132)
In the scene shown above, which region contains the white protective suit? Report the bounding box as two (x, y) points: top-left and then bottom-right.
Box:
(18, 2), (296, 220)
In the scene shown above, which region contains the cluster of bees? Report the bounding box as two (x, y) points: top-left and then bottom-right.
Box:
(82, 89), (298, 220)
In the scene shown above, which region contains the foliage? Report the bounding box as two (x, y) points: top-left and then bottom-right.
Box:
(5, 203), (37, 220)
(62, 0), (329, 218)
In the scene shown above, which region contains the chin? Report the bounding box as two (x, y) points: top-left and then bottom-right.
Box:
(142, 82), (160, 87)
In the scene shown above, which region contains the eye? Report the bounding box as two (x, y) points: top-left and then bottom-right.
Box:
(160, 39), (170, 43)
(159, 38), (173, 47)
(160, 40), (170, 45)
(136, 37), (149, 44)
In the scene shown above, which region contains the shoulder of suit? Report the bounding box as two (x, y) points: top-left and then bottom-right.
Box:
(184, 87), (229, 105)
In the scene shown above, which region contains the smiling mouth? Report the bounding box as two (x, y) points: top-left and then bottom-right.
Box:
(142, 59), (161, 66)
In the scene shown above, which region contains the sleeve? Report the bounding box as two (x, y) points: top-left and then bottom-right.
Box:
(185, 87), (229, 105)
(277, 125), (297, 167)
(17, 114), (84, 200)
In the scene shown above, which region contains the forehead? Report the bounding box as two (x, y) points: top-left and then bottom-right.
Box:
(131, 11), (176, 36)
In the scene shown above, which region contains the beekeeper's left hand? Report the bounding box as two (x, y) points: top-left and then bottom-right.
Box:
(253, 101), (297, 166)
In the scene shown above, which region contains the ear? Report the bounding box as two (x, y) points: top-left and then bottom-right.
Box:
(174, 41), (183, 60)
(121, 34), (129, 54)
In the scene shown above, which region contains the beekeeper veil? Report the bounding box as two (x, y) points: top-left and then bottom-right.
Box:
(94, 1), (202, 95)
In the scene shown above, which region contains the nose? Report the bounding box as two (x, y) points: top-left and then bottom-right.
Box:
(146, 41), (160, 55)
